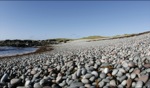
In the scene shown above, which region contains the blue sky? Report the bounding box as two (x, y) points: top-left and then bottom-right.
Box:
(0, 1), (150, 40)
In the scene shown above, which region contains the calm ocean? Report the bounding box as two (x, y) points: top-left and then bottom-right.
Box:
(0, 46), (38, 57)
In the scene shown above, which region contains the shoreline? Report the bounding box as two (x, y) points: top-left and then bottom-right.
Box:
(0, 45), (53, 59)
(0, 32), (150, 87)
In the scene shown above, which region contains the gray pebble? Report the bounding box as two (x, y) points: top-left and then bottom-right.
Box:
(70, 81), (84, 87)
(135, 81), (143, 88)
(110, 80), (116, 87)
(103, 68), (109, 74)
(81, 68), (87, 75)
(112, 69), (118, 76)
(91, 71), (98, 77)
(81, 78), (89, 84)
(116, 71), (123, 77)
(130, 73), (136, 79)
(0, 73), (8, 83)
(83, 74), (92, 79)
(100, 73), (106, 79)
(118, 75), (127, 82)
(89, 76), (96, 82)
(98, 81), (105, 87)
(10, 78), (21, 85)
(33, 83), (42, 88)
(121, 80), (127, 86)
(25, 80), (31, 87)
(76, 69), (81, 77)
(59, 80), (66, 87)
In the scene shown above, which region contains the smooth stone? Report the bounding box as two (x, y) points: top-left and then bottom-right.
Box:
(79, 86), (85, 88)
(129, 57), (134, 61)
(0, 73), (8, 83)
(83, 74), (92, 79)
(84, 84), (91, 88)
(81, 68), (87, 75)
(144, 63), (150, 68)
(116, 71), (123, 77)
(43, 86), (51, 88)
(81, 78), (89, 84)
(129, 68), (134, 73)
(59, 81), (66, 87)
(118, 75), (127, 82)
(72, 73), (77, 79)
(96, 61), (101, 66)
(132, 82), (136, 87)
(89, 86), (96, 88)
(34, 72), (41, 78)
(92, 82), (97, 86)
(110, 80), (116, 87)
(98, 81), (105, 87)
(7, 83), (11, 88)
(56, 75), (62, 83)
(141, 70), (147, 74)
(39, 79), (47, 86)
(127, 78), (132, 88)
(128, 62), (135, 67)
(112, 69), (118, 76)
(122, 62), (128, 68)
(43, 66), (48, 70)
(76, 69), (81, 77)
(119, 68), (126, 73)
(138, 75), (149, 83)
(116, 64), (121, 68)
(121, 80), (127, 86)
(25, 80), (31, 87)
(89, 66), (94, 71)
(31, 70), (36, 75)
(103, 68), (109, 74)
(56, 66), (61, 71)
(105, 83), (110, 87)
(146, 68), (150, 72)
(91, 71), (98, 77)
(102, 79), (110, 83)
(133, 68), (140, 75)
(118, 84), (124, 88)
(105, 82), (109, 86)
(34, 79), (41, 83)
(135, 81), (143, 88)
(124, 67), (130, 72)
(51, 83), (61, 88)
(67, 80), (73, 85)
(94, 64), (98, 69)
(70, 82), (84, 87)
(33, 83), (42, 88)
(103, 86), (109, 88)
(100, 73), (106, 79)
(10, 78), (21, 85)
(130, 73), (136, 79)
(20, 75), (25, 81)
(145, 80), (150, 88)
(97, 78), (101, 82)
(89, 76), (95, 82)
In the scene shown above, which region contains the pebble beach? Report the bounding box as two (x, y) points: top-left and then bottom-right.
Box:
(0, 32), (150, 88)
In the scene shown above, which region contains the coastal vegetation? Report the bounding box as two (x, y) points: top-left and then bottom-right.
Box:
(0, 39), (71, 47)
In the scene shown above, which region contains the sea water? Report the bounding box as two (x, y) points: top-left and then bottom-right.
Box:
(0, 46), (38, 57)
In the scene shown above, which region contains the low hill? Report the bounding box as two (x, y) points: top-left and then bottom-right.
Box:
(80, 36), (107, 39)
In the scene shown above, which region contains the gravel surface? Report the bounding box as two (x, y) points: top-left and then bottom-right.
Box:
(0, 33), (150, 88)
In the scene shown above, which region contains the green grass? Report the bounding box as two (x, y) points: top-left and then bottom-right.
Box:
(80, 36), (107, 39)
